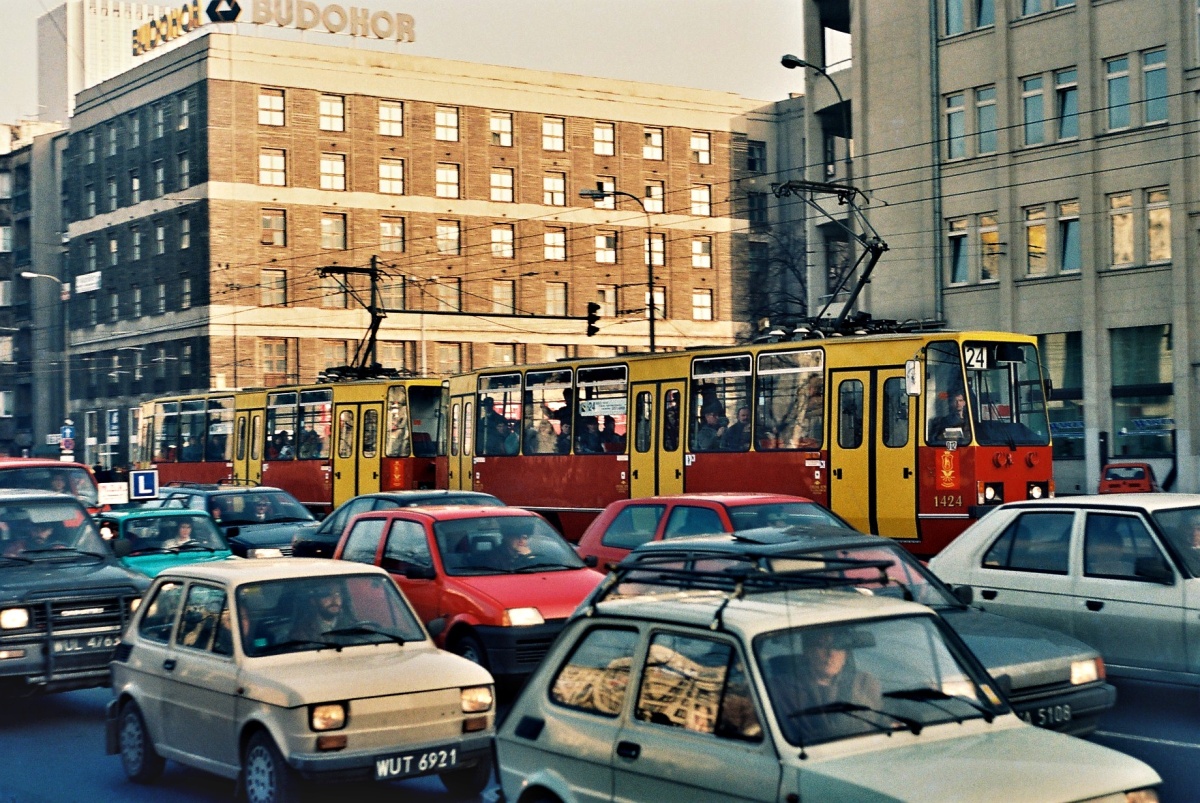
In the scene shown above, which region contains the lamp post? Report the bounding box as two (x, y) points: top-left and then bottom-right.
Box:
(20, 271), (70, 431)
(781, 54), (851, 180)
(578, 188), (656, 353)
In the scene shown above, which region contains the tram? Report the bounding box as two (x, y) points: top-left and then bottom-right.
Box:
(447, 330), (1054, 556)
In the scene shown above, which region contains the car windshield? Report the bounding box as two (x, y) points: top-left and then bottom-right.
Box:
(767, 545), (958, 608)
(0, 466), (99, 507)
(237, 573), (427, 656)
(211, 491), (313, 525)
(0, 500), (109, 562)
(727, 502), (849, 531)
(121, 514), (228, 554)
(434, 515), (585, 576)
(1150, 505), (1200, 577)
(756, 615), (1004, 747)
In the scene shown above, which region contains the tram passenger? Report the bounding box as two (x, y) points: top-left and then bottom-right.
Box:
(576, 418), (604, 454)
(525, 419), (558, 454)
(720, 406), (752, 451)
(298, 422), (324, 458)
(386, 404), (410, 456)
(929, 390), (972, 444)
(695, 405), (727, 451)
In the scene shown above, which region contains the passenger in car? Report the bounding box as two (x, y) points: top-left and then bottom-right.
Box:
(775, 628), (882, 743)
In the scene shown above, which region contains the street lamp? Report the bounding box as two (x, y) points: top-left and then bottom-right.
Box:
(20, 271), (70, 429)
(781, 54), (851, 178)
(578, 187), (657, 353)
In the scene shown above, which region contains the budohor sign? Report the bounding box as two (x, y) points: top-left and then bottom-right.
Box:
(133, 0), (415, 57)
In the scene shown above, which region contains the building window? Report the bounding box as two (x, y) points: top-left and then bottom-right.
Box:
(543, 172), (565, 206)
(591, 177), (616, 209)
(156, 283), (165, 314)
(0, 228), (9, 253)
(945, 0), (964, 34)
(154, 222), (165, 255)
(490, 111), (513, 146)
(132, 285), (142, 317)
(181, 277), (191, 309)
(261, 209), (286, 246)
(1109, 192), (1134, 266)
(1058, 201), (1080, 272)
(643, 127), (664, 160)
(435, 279), (461, 311)
(1025, 206), (1047, 275)
(645, 287), (666, 319)
(437, 343), (462, 375)
(86, 133), (95, 164)
(259, 88), (284, 126)
(492, 280), (515, 314)
(107, 177), (117, 211)
(319, 94), (345, 131)
(1111, 324), (1173, 458)
(129, 170), (141, 204)
(109, 235), (119, 267)
(594, 121), (615, 155)
(380, 278), (404, 310)
(259, 148), (286, 186)
(133, 351), (143, 380)
(491, 345), (516, 367)
(645, 232), (665, 267)
(490, 168), (514, 202)
(1147, 188), (1171, 263)
(106, 124), (118, 155)
(262, 339), (288, 375)
(747, 192), (768, 227)
(89, 297), (98, 326)
(691, 132), (711, 164)
(542, 116), (565, 151)
(946, 93), (965, 159)
(692, 289), (713, 321)
(948, 218), (968, 283)
(980, 214), (1000, 281)
(435, 106), (459, 141)
(177, 153), (190, 190)
(644, 180), (664, 213)
(262, 270), (287, 306)
(129, 114), (140, 147)
(436, 221), (460, 255)
(323, 341), (348, 368)
(1022, 76), (1044, 146)
(491, 225), (514, 258)
(85, 185), (95, 217)
(380, 217), (404, 252)
(153, 160), (165, 196)
(87, 239), (97, 270)
(1144, 49), (1167, 124)
(977, 0), (995, 27)
(153, 105), (164, 138)
(321, 213), (347, 250)
(1106, 57), (1130, 130)
(322, 275), (347, 308)
(1053, 69), (1078, 140)
(379, 158), (404, 194)
(595, 232), (617, 263)
(379, 99), (403, 136)
(109, 291), (119, 322)
(179, 215), (190, 250)
(178, 96), (190, 130)
(131, 226), (141, 260)
(976, 86), (997, 154)
(545, 282), (567, 316)
(435, 163), (459, 198)
(596, 285), (617, 318)
(544, 228), (566, 261)
(320, 153), (346, 191)
(690, 185), (712, 216)
(179, 344), (192, 376)
(747, 140), (767, 173)
(692, 236), (712, 268)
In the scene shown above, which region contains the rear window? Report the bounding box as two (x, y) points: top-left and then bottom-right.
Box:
(0, 465), (99, 507)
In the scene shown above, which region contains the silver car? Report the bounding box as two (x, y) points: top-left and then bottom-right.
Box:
(930, 494), (1200, 685)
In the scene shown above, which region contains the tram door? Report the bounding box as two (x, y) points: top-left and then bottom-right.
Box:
(874, 370), (918, 539)
(629, 381), (685, 498)
(332, 404), (359, 506)
(232, 410), (263, 486)
(356, 403), (384, 497)
(447, 394), (474, 491)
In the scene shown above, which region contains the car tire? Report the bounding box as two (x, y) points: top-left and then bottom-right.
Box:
(241, 730), (299, 803)
(118, 700), (165, 784)
(450, 632), (489, 670)
(439, 755), (493, 796)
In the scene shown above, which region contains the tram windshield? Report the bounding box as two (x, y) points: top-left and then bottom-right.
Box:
(926, 340), (1050, 447)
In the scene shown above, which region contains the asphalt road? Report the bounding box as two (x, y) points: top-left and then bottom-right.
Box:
(1, 679), (1196, 802)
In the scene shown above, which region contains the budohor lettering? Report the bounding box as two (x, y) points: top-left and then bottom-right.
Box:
(252, 0), (415, 41)
(132, 1), (203, 56)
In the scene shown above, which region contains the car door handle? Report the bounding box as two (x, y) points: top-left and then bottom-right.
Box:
(980, 589), (997, 601)
(1086, 600), (1104, 612)
(616, 741), (641, 760)
(162, 659), (176, 671)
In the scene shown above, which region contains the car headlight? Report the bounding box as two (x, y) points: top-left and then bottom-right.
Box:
(247, 547), (284, 559)
(0, 608), (30, 629)
(310, 702), (347, 731)
(461, 685), (494, 713)
(129, 597), (142, 613)
(1071, 657), (1103, 685)
(503, 607), (544, 627)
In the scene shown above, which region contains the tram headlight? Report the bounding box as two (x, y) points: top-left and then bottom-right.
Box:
(1027, 481), (1050, 501)
(977, 483), (1004, 506)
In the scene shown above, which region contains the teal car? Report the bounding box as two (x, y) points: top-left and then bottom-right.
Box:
(97, 509), (233, 577)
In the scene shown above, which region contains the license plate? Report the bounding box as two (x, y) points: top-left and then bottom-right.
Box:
(53, 635), (120, 654)
(1022, 703), (1071, 728)
(375, 745), (459, 780)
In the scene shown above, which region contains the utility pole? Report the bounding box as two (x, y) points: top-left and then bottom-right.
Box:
(317, 256), (386, 374)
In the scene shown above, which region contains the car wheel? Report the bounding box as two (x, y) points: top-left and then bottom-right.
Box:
(118, 700), (165, 784)
(450, 633), (489, 669)
(241, 731), (299, 803)
(439, 756), (493, 796)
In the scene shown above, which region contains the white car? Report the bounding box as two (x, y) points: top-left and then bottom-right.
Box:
(930, 494), (1200, 685)
(497, 555), (1161, 802)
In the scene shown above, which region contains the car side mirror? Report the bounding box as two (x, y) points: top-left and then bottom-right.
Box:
(111, 538), (132, 558)
(951, 584), (974, 605)
(583, 554), (599, 568)
(405, 564), (437, 581)
(1134, 556), (1174, 585)
(224, 526), (240, 539)
(992, 672), (1013, 698)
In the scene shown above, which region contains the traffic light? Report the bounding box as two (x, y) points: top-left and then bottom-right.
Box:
(586, 302), (601, 337)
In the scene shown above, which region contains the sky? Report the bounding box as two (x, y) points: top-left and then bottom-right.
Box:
(0, 0), (841, 124)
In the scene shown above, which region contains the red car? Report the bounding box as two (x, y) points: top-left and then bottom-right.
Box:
(333, 505), (604, 679)
(575, 493), (852, 570)
(1098, 462), (1162, 494)
(0, 458), (101, 512)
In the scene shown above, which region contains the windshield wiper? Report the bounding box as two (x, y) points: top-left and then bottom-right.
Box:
(175, 543), (220, 552)
(452, 563), (502, 573)
(254, 637), (340, 655)
(22, 547), (106, 559)
(792, 700), (924, 735)
(884, 687), (995, 723)
(321, 623), (407, 644)
(513, 561), (579, 573)
(0, 554), (34, 565)
(127, 546), (171, 556)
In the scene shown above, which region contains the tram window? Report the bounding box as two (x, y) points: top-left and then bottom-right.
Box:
(450, 403), (460, 457)
(207, 397), (234, 462)
(478, 373), (522, 456)
(925, 340), (968, 446)
(155, 402), (179, 462)
(409, 385), (443, 457)
(463, 402), (474, 457)
(635, 392), (653, 453)
(523, 369), (573, 455)
(363, 409), (379, 459)
(756, 349), (824, 451)
(385, 386), (411, 457)
(576, 365), (628, 456)
(178, 400), (206, 463)
(690, 355), (751, 453)
(882, 377), (909, 448)
(337, 410), (355, 459)
(838, 379), (864, 449)
(235, 416), (247, 461)
(251, 414), (262, 460)
(266, 392), (298, 460)
(663, 389), (680, 452)
(298, 389), (332, 460)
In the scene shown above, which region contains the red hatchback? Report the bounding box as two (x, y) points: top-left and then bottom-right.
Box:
(0, 459), (101, 512)
(333, 505), (604, 679)
(576, 493), (852, 570)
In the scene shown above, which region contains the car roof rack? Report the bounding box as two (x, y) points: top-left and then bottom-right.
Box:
(217, 477), (261, 487)
(163, 481), (220, 489)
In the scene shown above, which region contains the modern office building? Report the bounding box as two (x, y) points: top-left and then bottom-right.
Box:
(807, 0), (1197, 493)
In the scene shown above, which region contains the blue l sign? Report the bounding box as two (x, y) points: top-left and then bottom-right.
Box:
(130, 470), (159, 500)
